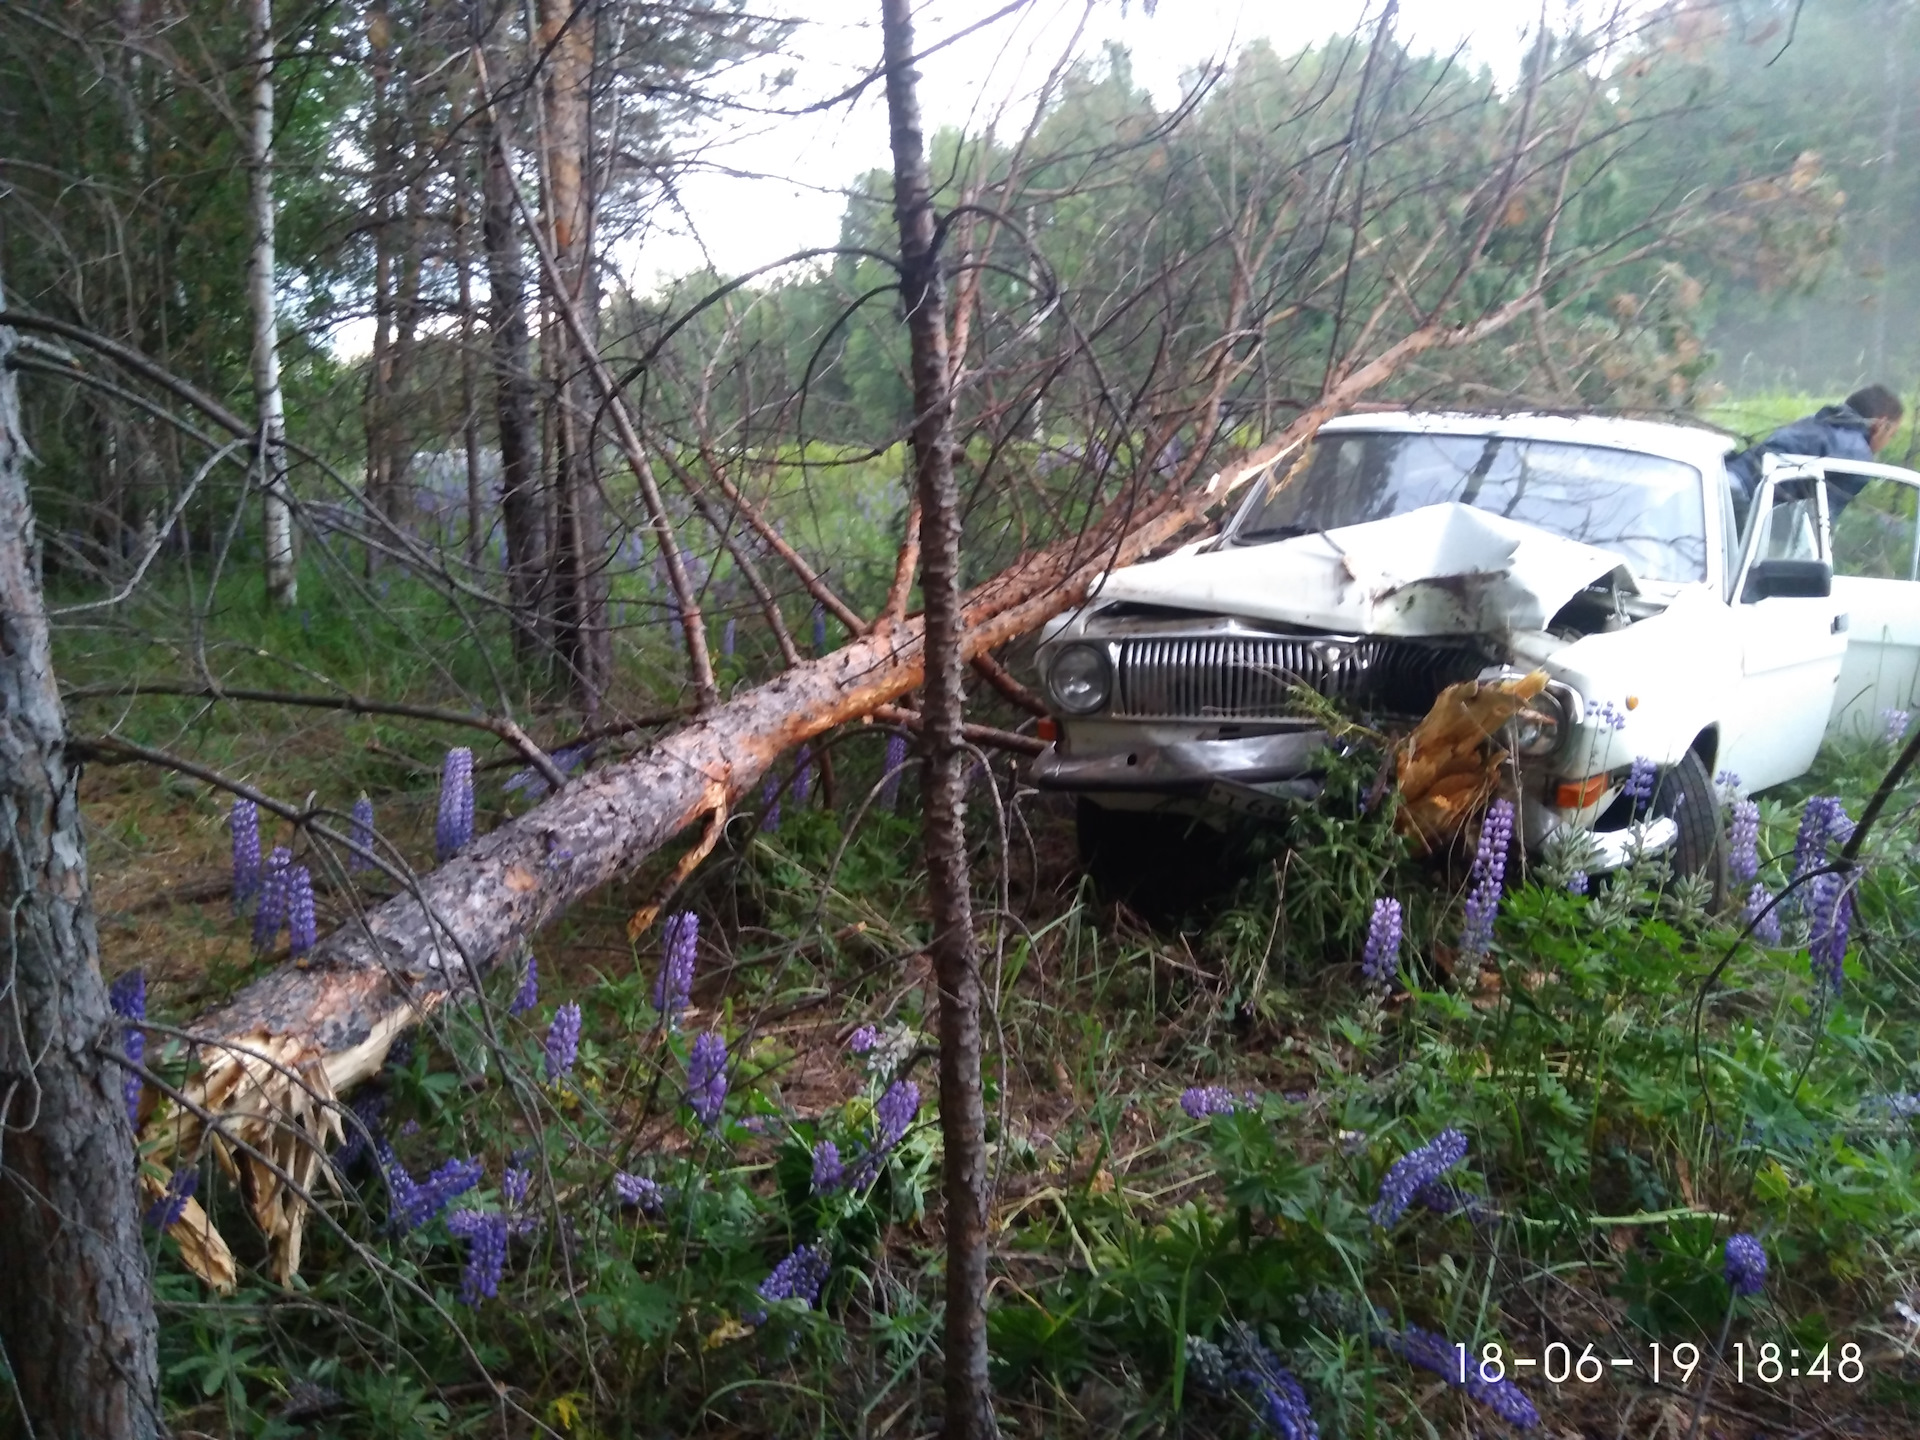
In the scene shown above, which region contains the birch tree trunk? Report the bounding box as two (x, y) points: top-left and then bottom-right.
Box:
(880, 3), (994, 1432)
(247, 0), (295, 608)
(0, 299), (160, 1438)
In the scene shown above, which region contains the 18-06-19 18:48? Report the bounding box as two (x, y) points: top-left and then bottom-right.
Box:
(1456, 1340), (1866, 1386)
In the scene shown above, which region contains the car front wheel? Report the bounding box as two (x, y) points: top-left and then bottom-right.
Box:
(1649, 749), (1729, 911)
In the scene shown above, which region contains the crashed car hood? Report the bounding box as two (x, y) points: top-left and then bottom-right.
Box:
(1092, 502), (1641, 636)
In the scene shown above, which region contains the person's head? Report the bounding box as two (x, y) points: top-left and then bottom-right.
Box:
(1846, 384), (1905, 452)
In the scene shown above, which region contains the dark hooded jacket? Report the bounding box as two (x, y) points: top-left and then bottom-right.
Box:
(1727, 403), (1877, 515)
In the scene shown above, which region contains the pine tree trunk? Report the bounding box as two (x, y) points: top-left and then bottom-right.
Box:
(0, 302), (160, 1438)
(479, 111), (546, 659)
(247, 0), (295, 607)
(879, 3), (994, 1434)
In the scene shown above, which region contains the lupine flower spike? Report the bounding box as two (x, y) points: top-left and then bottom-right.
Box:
(1182, 1086), (1239, 1119)
(1225, 1326), (1321, 1440)
(230, 799), (261, 910)
(1724, 1233), (1767, 1296)
(510, 956), (539, 1016)
(1362, 897), (1402, 985)
(1806, 873), (1852, 994)
(1885, 707), (1911, 745)
(687, 1031), (728, 1127)
(1388, 1324), (1539, 1428)
(1461, 801), (1513, 956)
(544, 1002), (582, 1081)
(811, 1140), (846, 1195)
(109, 969), (146, 1126)
(753, 1239), (832, 1320)
(287, 866), (317, 958)
(812, 605), (828, 655)
(1792, 795), (1846, 889)
(446, 1209), (508, 1306)
(1371, 1128), (1469, 1225)
(760, 773), (781, 832)
(1744, 884), (1782, 945)
(1728, 800), (1760, 882)
(1623, 756), (1657, 811)
(145, 1168), (199, 1229)
(614, 1172), (665, 1213)
(436, 747), (475, 861)
(654, 911), (698, 1019)
(793, 745), (814, 806)
(880, 732), (908, 810)
(349, 795), (375, 871)
(383, 1151), (483, 1230)
(253, 847), (292, 952)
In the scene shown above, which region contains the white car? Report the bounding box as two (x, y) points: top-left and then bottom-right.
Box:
(1033, 411), (1920, 893)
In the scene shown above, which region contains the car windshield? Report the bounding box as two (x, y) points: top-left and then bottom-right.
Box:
(1233, 431), (1708, 583)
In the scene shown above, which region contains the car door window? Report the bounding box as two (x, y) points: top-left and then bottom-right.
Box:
(1829, 477), (1919, 580)
(1756, 488), (1821, 562)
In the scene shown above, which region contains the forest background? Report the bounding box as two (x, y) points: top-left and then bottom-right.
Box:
(7, 0), (1920, 1436)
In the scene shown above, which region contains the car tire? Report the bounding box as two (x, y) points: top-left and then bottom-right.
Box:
(1649, 749), (1729, 911)
(1075, 798), (1235, 918)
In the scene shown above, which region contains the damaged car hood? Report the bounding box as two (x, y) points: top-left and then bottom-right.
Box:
(1092, 502), (1642, 636)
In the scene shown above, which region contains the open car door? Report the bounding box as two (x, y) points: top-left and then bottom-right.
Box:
(1720, 460), (1848, 792)
(1819, 458), (1920, 742)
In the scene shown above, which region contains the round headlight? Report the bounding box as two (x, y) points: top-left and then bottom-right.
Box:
(1048, 643), (1111, 715)
(1512, 687), (1571, 757)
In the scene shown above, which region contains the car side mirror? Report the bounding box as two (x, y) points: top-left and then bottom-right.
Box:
(1742, 557), (1833, 602)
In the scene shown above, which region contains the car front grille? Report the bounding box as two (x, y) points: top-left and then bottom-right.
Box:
(1110, 634), (1481, 721)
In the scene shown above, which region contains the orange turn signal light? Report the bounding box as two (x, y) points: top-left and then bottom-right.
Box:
(1554, 774), (1609, 809)
(1036, 717), (1059, 743)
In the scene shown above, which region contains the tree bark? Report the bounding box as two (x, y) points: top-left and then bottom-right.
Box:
(537, 0), (610, 709)
(247, 0), (295, 607)
(880, 3), (993, 1435)
(479, 109), (546, 660)
(0, 303), (160, 1436)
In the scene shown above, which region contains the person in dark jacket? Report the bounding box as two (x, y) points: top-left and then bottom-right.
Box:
(1727, 384), (1905, 519)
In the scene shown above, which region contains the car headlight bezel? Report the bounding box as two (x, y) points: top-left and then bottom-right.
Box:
(1047, 642), (1112, 716)
(1512, 682), (1583, 758)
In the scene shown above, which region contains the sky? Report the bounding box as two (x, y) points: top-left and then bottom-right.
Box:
(622, 0), (1588, 290)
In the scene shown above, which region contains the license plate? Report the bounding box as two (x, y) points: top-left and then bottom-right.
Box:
(1204, 781), (1291, 820)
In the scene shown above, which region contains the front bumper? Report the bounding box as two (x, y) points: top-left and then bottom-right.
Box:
(1030, 728), (1329, 794)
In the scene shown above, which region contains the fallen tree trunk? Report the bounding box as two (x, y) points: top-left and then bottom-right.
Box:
(152, 305), (1538, 1284)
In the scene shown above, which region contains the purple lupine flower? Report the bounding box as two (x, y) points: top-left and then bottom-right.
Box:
(614, 1172), (666, 1213)
(811, 1139), (846, 1194)
(1362, 898), (1402, 985)
(544, 1002), (582, 1081)
(446, 1209), (508, 1306)
(1729, 800), (1761, 883)
(1566, 871), (1589, 895)
(850, 1079), (922, 1187)
(384, 1151), (483, 1230)
(687, 1031), (728, 1127)
(502, 1167), (531, 1209)
(436, 747), (475, 862)
(1591, 700), (1628, 731)
(1413, 1180), (1481, 1219)
(286, 866), (316, 958)
(1461, 801), (1513, 956)
(1885, 708), (1911, 745)
(1370, 1128), (1469, 1225)
(760, 773), (782, 832)
(1715, 769), (1743, 796)
(509, 956), (539, 1016)
(333, 1090), (387, 1170)
(1744, 884), (1782, 946)
(1387, 1324), (1539, 1429)
(503, 743), (592, 800)
(112, 969), (149, 1127)
(230, 799), (261, 908)
(848, 1025), (879, 1054)
(144, 1167), (199, 1229)
(880, 732), (908, 810)
(1724, 1232), (1767, 1296)
(1623, 756), (1657, 810)
(349, 795), (375, 871)
(654, 911), (698, 1019)
(1791, 795), (1845, 888)
(1806, 872), (1852, 994)
(252, 846), (292, 952)
(812, 605), (828, 655)
(722, 618), (737, 657)
(1181, 1086), (1239, 1119)
(754, 1239), (832, 1317)
(1226, 1329), (1320, 1440)
(793, 745), (813, 806)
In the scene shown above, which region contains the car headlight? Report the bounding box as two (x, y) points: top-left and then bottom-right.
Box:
(1047, 643), (1111, 715)
(1512, 683), (1582, 757)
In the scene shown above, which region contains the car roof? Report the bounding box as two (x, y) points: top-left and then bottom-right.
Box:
(1318, 410), (1735, 470)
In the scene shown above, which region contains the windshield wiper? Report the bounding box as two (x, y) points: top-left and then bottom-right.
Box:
(1234, 523), (1317, 544)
